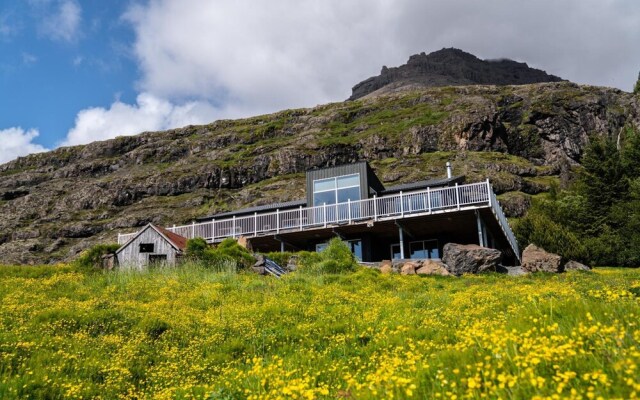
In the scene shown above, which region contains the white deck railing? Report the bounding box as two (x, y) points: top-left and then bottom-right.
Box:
(118, 180), (520, 260)
(489, 189), (520, 260)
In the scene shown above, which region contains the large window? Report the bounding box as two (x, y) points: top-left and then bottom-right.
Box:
(313, 174), (360, 206)
(409, 240), (439, 259)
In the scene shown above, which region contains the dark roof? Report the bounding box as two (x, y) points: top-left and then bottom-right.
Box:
(197, 199), (306, 221)
(381, 175), (465, 194)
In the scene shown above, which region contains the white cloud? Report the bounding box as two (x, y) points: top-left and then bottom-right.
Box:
(22, 52), (38, 66)
(52, 0), (640, 149)
(41, 0), (81, 42)
(0, 13), (17, 40)
(61, 93), (219, 146)
(0, 127), (48, 164)
(123, 0), (640, 112)
(124, 0), (403, 111)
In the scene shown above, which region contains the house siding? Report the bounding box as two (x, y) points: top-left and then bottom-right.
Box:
(116, 227), (180, 270)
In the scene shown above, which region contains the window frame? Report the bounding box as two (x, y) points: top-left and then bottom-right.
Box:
(409, 239), (440, 260)
(312, 173), (361, 206)
(139, 243), (155, 253)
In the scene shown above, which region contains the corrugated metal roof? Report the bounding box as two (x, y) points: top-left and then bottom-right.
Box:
(381, 175), (465, 194)
(197, 199), (306, 221)
(155, 225), (188, 251)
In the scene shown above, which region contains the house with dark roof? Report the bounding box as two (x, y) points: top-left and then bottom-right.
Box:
(118, 161), (520, 265)
(116, 223), (188, 269)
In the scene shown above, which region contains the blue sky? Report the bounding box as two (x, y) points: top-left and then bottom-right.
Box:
(1, 1), (137, 149)
(1, 0), (639, 164)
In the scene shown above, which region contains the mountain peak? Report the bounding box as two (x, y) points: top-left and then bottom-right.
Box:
(350, 48), (564, 100)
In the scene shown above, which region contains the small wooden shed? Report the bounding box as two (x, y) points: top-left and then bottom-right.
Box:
(115, 223), (188, 270)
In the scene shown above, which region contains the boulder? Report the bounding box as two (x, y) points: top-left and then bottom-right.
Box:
(237, 236), (249, 249)
(251, 266), (266, 275)
(252, 254), (267, 275)
(401, 262), (418, 275)
(286, 255), (298, 272)
(504, 266), (527, 276)
(521, 244), (562, 273)
(416, 260), (450, 276)
(564, 260), (590, 271)
(379, 260), (393, 274)
(442, 243), (502, 275)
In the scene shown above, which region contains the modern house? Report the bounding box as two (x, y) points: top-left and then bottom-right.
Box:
(118, 161), (521, 265)
(116, 223), (188, 269)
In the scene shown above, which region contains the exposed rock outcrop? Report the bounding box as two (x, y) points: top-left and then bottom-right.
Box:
(442, 243), (502, 275)
(521, 244), (562, 273)
(1, 81), (638, 264)
(350, 48), (564, 100)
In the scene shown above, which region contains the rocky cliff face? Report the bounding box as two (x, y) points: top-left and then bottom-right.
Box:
(1, 82), (638, 264)
(350, 48), (564, 100)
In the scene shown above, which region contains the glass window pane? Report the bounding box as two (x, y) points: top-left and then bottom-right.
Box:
(313, 191), (335, 206)
(314, 178), (335, 192)
(337, 187), (360, 203)
(410, 242), (427, 259)
(426, 240), (439, 259)
(391, 244), (402, 260)
(316, 243), (328, 252)
(430, 247), (440, 259)
(349, 240), (362, 261)
(337, 174), (359, 188)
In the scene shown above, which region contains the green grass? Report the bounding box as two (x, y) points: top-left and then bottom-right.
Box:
(0, 265), (638, 399)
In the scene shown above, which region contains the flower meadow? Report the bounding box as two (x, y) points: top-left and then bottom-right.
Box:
(0, 265), (639, 399)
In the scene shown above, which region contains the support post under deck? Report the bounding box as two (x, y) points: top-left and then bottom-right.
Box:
(475, 210), (485, 247)
(398, 226), (405, 260)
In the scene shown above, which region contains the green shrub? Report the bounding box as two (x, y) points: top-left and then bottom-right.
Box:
(514, 208), (588, 263)
(185, 237), (210, 258)
(321, 238), (357, 272)
(74, 243), (120, 269)
(298, 238), (357, 274)
(215, 238), (255, 269)
(185, 237), (254, 270)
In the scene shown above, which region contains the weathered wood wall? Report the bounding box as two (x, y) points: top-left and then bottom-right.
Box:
(116, 226), (179, 270)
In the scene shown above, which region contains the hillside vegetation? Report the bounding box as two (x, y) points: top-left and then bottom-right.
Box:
(514, 127), (640, 266)
(0, 265), (639, 399)
(1, 82), (638, 264)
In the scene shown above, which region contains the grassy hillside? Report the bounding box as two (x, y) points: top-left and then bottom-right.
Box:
(1, 82), (637, 264)
(0, 266), (639, 399)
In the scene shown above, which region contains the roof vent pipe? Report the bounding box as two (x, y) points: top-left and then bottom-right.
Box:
(446, 162), (452, 179)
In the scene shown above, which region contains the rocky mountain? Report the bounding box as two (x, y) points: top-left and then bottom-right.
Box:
(350, 48), (564, 100)
(1, 82), (638, 264)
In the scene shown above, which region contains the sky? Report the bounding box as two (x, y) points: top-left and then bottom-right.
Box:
(1, 0), (639, 164)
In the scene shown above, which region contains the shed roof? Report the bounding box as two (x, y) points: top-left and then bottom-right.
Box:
(155, 225), (188, 251)
(116, 223), (189, 253)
